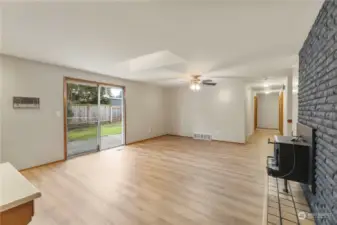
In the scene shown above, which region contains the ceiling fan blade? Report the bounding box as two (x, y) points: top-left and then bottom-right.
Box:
(203, 82), (217, 86)
(202, 79), (217, 86)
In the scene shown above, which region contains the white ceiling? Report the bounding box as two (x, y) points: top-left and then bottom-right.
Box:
(0, 1), (323, 86)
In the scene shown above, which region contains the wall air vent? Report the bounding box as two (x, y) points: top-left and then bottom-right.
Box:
(193, 133), (212, 141)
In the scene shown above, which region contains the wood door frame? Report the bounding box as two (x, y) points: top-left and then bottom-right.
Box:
(254, 96), (258, 130)
(63, 77), (126, 160)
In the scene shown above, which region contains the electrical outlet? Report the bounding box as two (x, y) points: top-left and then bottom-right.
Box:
(149, 127), (152, 133)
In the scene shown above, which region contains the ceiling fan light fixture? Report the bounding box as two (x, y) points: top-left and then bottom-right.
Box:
(195, 84), (201, 91)
(190, 82), (201, 92)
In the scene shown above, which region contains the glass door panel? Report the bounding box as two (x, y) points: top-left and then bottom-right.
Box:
(66, 81), (98, 157)
(99, 85), (124, 150)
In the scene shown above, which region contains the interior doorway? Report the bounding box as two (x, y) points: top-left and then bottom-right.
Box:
(257, 93), (279, 129)
(254, 93), (280, 131)
(64, 77), (125, 159)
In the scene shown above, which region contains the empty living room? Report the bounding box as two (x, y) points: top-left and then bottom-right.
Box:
(1, 1), (337, 225)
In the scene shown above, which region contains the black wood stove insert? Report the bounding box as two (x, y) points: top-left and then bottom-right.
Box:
(266, 123), (316, 195)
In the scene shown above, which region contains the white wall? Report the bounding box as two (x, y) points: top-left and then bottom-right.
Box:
(0, 56), (2, 163)
(283, 79), (288, 136)
(166, 79), (246, 143)
(0, 7), (3, 163)
(257, 93), (279, 129)
(1, 56), (167, 170)
(292, 93), (298, 135)
(292, 71), (299, 136)
(245, 87), (254, 138)
(283, 74), (293, 136)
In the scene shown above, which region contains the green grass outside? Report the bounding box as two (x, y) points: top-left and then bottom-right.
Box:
(68, 123), (122, 141)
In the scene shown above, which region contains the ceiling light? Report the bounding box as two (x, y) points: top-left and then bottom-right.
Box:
(195, 84), (201, 91)
(265, 90), (271, 94)
(190, 82), (201, 92)
(190, 75), (202, 92)
(264, 83), (269, 88)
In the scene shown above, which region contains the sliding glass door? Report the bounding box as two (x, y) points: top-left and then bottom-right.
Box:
(99, 85), (124, 150)
(66, 81), (99, 157)
(65, 79), (124, 158)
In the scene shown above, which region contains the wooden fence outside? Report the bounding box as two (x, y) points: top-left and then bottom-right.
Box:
(68, 104), (122, 125)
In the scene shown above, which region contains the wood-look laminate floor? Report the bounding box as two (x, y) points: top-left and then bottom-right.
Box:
(22, 130), (277, 225)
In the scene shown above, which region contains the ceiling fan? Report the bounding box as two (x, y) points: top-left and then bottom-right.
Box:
(190, 75), (217, 91)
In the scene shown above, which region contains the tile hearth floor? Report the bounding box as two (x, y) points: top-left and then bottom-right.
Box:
(267, 177), (315, 225)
